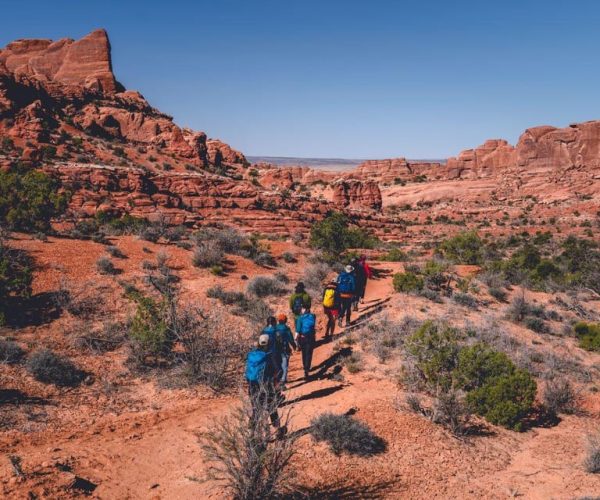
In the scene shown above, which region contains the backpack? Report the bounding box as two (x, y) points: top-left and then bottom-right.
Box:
(292, 295), (304, 315)
(338, 273), (354, 294)
(323, 288), (336, 308)
(245, 350), (268, 383)
(299, 313), (316, 335)
(273, 327), (286, 353)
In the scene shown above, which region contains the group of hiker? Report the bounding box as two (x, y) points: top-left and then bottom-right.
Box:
(245, 254), (373, 434)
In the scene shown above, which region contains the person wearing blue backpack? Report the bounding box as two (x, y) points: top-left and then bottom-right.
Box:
(245, 334), (285, 435)
(295, 305), (317, 380)
(337, 264), (356, 327)
(275, 313), (296, 387)
(261, 316), (282, 381)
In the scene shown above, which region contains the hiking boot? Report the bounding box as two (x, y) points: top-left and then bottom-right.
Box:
(304, 371), (310, 380)
(337, 318), (343, 328)
(353, 304), (358, 312)
(345, 320), (351, 327)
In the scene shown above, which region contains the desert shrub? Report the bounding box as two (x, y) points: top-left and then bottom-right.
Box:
(404, 321), (461, 391)
(192, 241), (224, 268)
(0, 237), (33, 325)
(273, 271), (289, 284)
(0, 164), (69, 232)
(488, 286), (507, 302)
(281, 252), (296, 263)
(201, 389), (297, 498)
(253, 251), (277, 267)
(309, 212), (378, 258)
(380, 246), (408, 262)
(171, 307), (248, 389)
(75, 320), (128, 353)
(192, 227), (247, 255)
(543, 378), (578, 416)
(452, 292), (478, 309)
(574, 322), (600, 352)
(454, 344), (515, 391)
(393, 271), (424, 293)
(96, 256), (117, 275)
(584, 433), (600, 473)
(430, 388), (472, 436)
(103, 214), (149, 235)
(524, 316), (549, 333)
(246, 276), (285, 298)
(106, 246), (126, 259)
(127, 292), (171, 362)
(206, 286), (272, 325)
(210, 264), (224, 276)
(302, 262), (331, 292)
(342, 351), (364, 373)
(139, 224), (163, 243)
(438, 231), (484, 265)
(310, 413), (386, 456)
(26, 349), (86, 387)
(466, 369), (536, 431)
(0, 339), (25, 364)
(361, 315), (418, 362)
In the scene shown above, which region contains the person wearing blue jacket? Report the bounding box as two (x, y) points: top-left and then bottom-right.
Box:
(337, 264), (356, 327)
(245, 334), (282, 430)
(295, 305), (316, 381)
(275, 313), (296, 386)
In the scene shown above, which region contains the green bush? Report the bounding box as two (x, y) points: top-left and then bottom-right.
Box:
(0, 238), (33, 325)
(466, 370), (536, 431)
(438, 231), (483, 265)
(455, 344), (515, 391)
(574, 322), (600, 352)
(128, 292), (171, 360)
(0, 165), (69, 232)
(405, 321), (461, 390)
(309, 212), (378, 258)
(380, 247), (408, 262)
(393, 272), (424, 293)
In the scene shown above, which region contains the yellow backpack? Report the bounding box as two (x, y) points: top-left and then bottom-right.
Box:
(323, 288), (336, 308)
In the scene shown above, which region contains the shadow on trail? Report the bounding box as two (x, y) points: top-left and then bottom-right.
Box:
(281, 385), (344, 407)
(285, 479), (397, 499)
(0, 389), (51, 406)
(311, 346), (351, 380)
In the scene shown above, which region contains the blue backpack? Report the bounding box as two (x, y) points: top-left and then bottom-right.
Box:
(338, 272), (355, 294)
(245, 350), (268, 383)
(299, 313), (316, 335)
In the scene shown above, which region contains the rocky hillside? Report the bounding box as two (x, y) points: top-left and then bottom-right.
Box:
(0, 29), (381, 233)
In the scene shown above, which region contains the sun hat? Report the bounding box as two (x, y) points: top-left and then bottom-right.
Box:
(345, 264), (354, 273)
(258, 334), (270, 346)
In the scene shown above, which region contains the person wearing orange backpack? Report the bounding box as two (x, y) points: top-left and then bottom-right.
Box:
(322, 279), (339, 339)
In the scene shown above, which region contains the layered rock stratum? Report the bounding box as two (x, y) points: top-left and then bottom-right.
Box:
(0, 29), (599, 238)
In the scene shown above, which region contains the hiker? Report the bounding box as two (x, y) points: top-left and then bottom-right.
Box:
(337, 264), (356, 327)
(262, 316), (282, 380)
(289, 282), (311, 318)
(295, 305), (316, 380)
(322, 279), (340, 338)
(358, 254), (373, 304)
(351, 257), (367, 312)
(245, 334), (285, 434)
(275, 313), (297, 386)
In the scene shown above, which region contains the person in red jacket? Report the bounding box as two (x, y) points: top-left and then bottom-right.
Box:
(357, 254), (373, 304)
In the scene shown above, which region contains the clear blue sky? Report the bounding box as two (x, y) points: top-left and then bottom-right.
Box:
(2, 0), (600, 158)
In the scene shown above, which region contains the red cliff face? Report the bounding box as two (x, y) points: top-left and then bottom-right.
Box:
(0, 29), (121, 94)
(0, 29), (381, 233)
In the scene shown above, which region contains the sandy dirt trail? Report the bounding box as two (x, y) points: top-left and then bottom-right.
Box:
(3, 264), (401, 499)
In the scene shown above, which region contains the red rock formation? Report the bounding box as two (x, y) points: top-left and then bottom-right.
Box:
(332, 180), (382, 210)
(0, 29), (121, 94)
